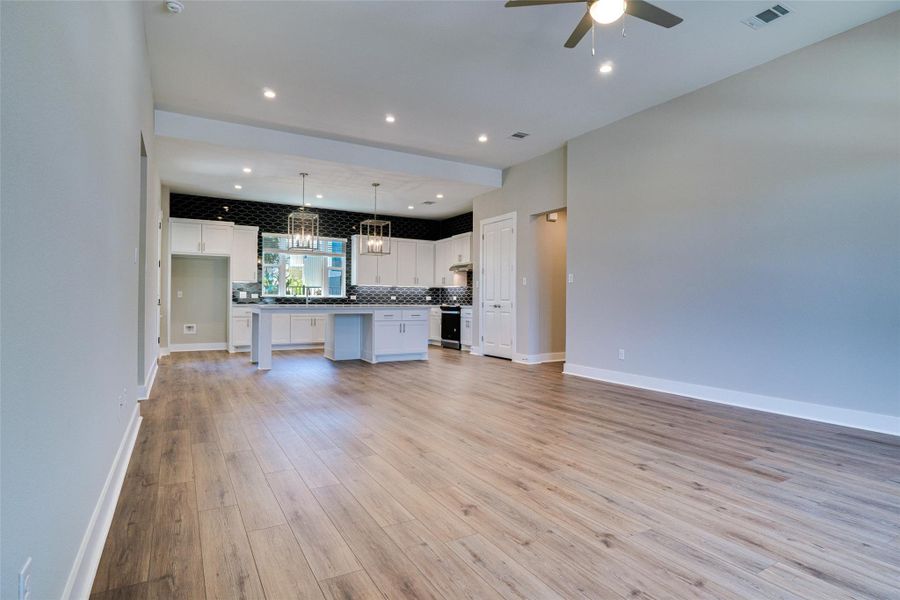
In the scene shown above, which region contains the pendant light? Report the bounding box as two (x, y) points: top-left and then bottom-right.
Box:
(287, 172), (319, 253)
(359, 182), (391, 255)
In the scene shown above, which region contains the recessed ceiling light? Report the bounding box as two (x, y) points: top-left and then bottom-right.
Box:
(385, 114), (396, 123)
(242, 167), (252, 173)
(478, 134), (488, 143)
(408, 205), (415, 210)
(262, 87), (276, 99)
(316, 194), (323, 199)
(234, 184), (242, 190)
(599, 63), (613, 74)
(436, 193), (444, 199)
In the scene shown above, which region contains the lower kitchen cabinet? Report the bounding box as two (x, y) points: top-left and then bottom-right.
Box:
(231, 308), (326, 350)
(290, 315), (326, 344)
(461, 308), (473, 347)
(429, 307), (441, 344)
(232, 315), (251, 346)
(272, 314), (291, 345)
(368, 309), (429, 362)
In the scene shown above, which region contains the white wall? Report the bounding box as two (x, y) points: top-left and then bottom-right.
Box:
(1, 2), (158, 598)
(565, 13), (900, 424)
(472, 146), (567, 359)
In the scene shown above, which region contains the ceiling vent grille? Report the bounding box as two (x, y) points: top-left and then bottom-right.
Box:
(422, 200), (437, 205)
(509, 131), (530, 139)
(742, 4), (792, 29)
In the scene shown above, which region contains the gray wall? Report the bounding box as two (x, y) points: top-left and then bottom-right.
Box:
(1, 2), (158, 598)
(472, 146), (567, 358)
(170, 257), (229, 345)
(566, 13), (900, 417)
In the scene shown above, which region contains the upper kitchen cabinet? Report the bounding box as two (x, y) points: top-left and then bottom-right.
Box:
(231, 225), (259, 282)
(351, 235), (400, 286)
(170, 218), (234, 256)
(434, 233), (470, 287)
(396, 240), (435, 287)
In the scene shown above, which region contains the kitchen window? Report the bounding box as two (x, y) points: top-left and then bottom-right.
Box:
(261, 233), (346, 298)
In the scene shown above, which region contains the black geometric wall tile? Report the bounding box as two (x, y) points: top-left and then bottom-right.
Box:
(172, 194), (473, 306)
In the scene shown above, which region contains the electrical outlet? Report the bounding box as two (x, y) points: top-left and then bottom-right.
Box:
(251, 293), (259, 298)
(425, 295), (431, 301)
(350, 294), (357, 301)
(238, 291), (247, 299)
(522, 276), (527, 286)
(618, 348), (625, 360)
(184, 324), (197, 335)
(568, 273), (575, 284)
(176, 290), (183, 298)
(452, 296), (457, 301)
(390, 295), (397, 300)
(19, 557), (32, 600)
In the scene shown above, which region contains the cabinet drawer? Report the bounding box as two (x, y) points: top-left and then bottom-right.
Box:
(232, 307), (254, 318)
(401, 309), (428, 321)
(461, 308), (473, 318)
(373, 310), (401, 321)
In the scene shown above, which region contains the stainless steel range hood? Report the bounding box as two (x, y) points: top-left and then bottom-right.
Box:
(449, 262), (473, 273)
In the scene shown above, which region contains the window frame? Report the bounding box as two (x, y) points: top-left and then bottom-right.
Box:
(261, 233), (347, 299)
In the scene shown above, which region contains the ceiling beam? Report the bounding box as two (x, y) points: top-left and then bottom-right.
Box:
(154, 110), (502, 189)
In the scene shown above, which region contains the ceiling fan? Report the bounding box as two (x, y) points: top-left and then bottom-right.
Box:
(504, 0), (683, 48)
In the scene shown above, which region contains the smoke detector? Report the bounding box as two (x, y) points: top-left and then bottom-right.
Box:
(742, 4), (793, 29)
(166, 0), (184, 14)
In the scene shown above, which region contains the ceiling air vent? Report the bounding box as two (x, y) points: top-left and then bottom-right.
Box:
(509, 131), (530, 140)
(742, 4), (792, 30)
(422, 200), (437, 205)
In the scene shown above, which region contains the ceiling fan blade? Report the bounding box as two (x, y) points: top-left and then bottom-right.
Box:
(564, 11), (593, 48)
(625, 0), (683, 28)
(505, 0), (583, 7)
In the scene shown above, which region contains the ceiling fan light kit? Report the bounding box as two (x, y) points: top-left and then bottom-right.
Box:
(504, 0), (683, 49)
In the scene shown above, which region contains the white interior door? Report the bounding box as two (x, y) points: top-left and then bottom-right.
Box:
(481, 215), (515, 359)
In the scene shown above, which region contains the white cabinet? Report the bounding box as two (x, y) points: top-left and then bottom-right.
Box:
(434, 236), (467, 287)
(429, 307), (441, 342)
(170, 219), (234, 256)
(351, 236), (399, 286)
(415, 242), (435, 287)
(232, 315), (251, 346)
(290, 314), (326, 344)
(272, 314), (291, 345)
(396, 240), (435, 287)
(461, 307), (473, 347)
(371, 309), (429, 358)
(451, 233), (472, 264)
(232, 226), (258, 282)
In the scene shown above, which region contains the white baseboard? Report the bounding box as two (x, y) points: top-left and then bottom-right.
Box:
(469, 346), (483, 356)
(160, 346), (170, 357)
(62, 403), (142, 599)
(562, 363), (900, 437)
(169, 342), (227, 352)
(513, 352), (566, 365)
(137, 359), (158, 400)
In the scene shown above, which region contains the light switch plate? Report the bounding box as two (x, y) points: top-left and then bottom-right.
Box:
(238, 291), (247, 299)
(251, 293), (259, 298)
(568, 273), (575, 284)
(350, 294), (357, 300)
(176, 290), (183, 298)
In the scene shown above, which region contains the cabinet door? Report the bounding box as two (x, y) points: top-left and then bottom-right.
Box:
(202, 223), (233, 255)
(374, 321), (405, 355)
(429, 314), (441, 341)
(272, 314), (291, 344)
(376, 239), (399, 286)
(290, 315), (313, 344)
(309, 315), (325, 343)
(395, 240), (417, 286)
(171, 221), (203, 254)
(459, 233), (472, 263)
(352, 236), (379, 286)
(232, 316), (251, 346)
(451, 236), (465, 264)
(416, 242), (435, 287)
(402, 320), (428, 354)
(434, 239), (451, 286)
(461, 317), (473, 347)
(232, 227), (258, 282)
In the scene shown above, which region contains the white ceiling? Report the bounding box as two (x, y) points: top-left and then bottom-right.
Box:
(156, 135), (493, 218)
(144, 0), (898, 171)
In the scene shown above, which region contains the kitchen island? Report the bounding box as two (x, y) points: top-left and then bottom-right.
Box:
(250, 304), (431, 370)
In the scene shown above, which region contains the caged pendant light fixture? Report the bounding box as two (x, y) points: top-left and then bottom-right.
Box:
(359, 182), (391, 255)
(287, 172), (319, 253)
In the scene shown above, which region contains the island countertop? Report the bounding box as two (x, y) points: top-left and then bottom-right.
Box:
(249, 304), (433, 313)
